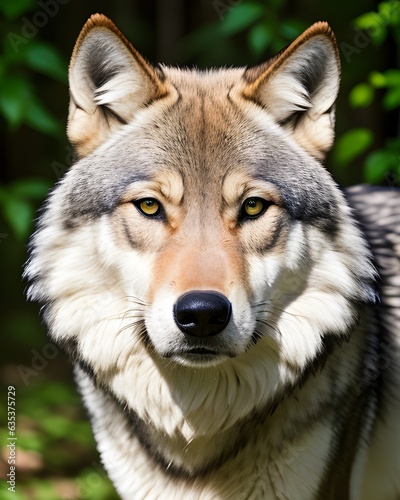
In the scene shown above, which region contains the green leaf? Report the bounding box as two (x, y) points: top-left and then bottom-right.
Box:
(0, 76), (61, 135)
(220, 3), (264, 36)
(378, 1), (400, 27)
(0, 76), (30, 127)
(355, 12), (387, 44)
(349, 83), (374, 107)
(0, 180), (50, 241)
(10, 178), (51, 199)
(32, 381), (79, 406)
(332, 128), (374, 167)
(40, 415), (73, 439)
(364, 149), (398, 183)
(381, 69), (400, 87)
(19, 432), (46, 452)
(71, 420), (95, 446)
(369, 71), (387, 88)
(22, 42), (67, 83)
(25, 96), (62, 136)
(0, 0), (35, 19)
(0, 489), (25, 500)
(248, 24), (272, 55)
(2, 198), (35, 240)
(29, 480), (59, 500)
(383, 86), (400, 110)
(355, 12), (380, 26)
(76, 469), (116, 500)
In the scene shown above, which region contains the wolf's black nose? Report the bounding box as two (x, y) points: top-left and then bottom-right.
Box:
(173, 291), (232, 337)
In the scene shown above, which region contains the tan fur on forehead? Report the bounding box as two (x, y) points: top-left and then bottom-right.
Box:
(223, 171), (283, 206)
(120, 173), (184, 205)
(158, 171), (184, 205)
(161, 66), (244, 90)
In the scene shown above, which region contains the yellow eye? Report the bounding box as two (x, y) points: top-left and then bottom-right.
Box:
(137, 199), (160, 216)
(244, 198), (265, 217)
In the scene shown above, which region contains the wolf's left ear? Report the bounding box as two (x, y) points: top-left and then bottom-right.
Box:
(242, 22), (340, 160)
(68, 14), (169, 158)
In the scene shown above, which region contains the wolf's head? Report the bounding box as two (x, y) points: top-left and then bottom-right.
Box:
(26, 15), (376, 437)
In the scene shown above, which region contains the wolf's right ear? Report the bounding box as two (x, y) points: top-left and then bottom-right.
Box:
(242, 22), (340, 160)
(68, 14), (169, 158)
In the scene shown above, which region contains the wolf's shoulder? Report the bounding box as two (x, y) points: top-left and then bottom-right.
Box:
(345, 185), (400, 499)
(345, 184), (400, 342)
(345, 184), (400, 268)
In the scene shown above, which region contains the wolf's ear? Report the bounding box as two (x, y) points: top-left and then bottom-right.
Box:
(68, 14), (169, 157)
(242, 22), (340, 160)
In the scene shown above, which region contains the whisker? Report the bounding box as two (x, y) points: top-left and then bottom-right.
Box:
(124, 295), (149, 307)
(116, 319), (146, 336)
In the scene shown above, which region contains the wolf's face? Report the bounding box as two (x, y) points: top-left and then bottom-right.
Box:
(26, 16), (376, 436)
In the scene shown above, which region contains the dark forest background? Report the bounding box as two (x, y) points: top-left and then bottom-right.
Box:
(1, 0), (399, 498)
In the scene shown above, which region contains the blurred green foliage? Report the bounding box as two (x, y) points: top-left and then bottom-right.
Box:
(180, 0), (307, 65)
(334, 0), (400, 183)
(0, 0), (66, 241)
(0, 179), (51, 240)
(0, 0), (66, 133)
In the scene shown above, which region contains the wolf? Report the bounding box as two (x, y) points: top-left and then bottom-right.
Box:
(25, 13), (400, 499)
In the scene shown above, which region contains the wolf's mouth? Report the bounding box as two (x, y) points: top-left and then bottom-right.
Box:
(161, 345), (237, 366)
(185, 347), (218, 355)
(163, 347), (220, 358)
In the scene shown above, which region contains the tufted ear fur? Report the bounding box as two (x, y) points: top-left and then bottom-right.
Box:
(242, 22), (340, 160)
(68, 13), (169, 158)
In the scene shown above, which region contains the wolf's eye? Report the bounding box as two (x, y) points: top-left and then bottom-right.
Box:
(135, 198), (161, 217)
(244, 198), (264, 216)
(240, 198), (268, 221)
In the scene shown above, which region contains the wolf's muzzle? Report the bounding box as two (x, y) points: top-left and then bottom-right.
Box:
(173, 291), (232, 337)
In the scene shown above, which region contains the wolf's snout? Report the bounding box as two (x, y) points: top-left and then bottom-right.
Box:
(173, 291), (232, 337)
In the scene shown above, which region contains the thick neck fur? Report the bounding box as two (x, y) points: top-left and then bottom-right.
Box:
(77, 318), (371, 488)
